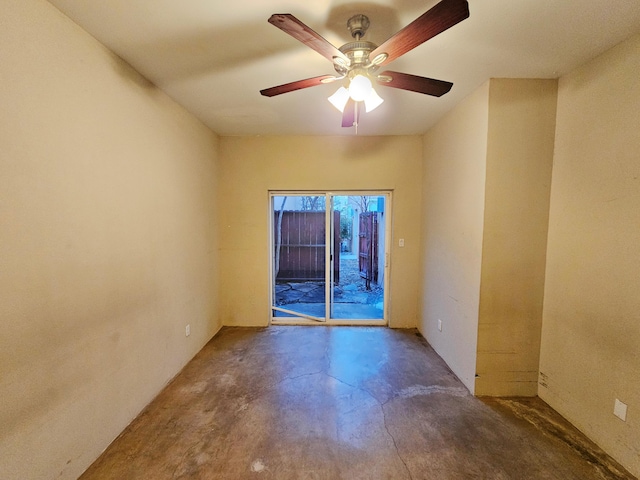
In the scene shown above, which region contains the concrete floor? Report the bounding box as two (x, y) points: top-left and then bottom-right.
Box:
(81, 327), (636, 480)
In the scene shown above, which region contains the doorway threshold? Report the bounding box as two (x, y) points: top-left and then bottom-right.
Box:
(271, 318), (388, 326)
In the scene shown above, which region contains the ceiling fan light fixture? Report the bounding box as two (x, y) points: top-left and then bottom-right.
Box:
(348, 74), (372, 102)
(262, 1), (470, 128)
(328, 86), (350, 112)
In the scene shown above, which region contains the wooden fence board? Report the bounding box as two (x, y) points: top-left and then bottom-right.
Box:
(274, 210), (340, 282)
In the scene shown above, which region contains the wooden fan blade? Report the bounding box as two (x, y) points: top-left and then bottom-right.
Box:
(260, 75), (337, 97)
(370, 0), (469, 66)
(377, 71), (453, 97)
(268, 14), (349, 64)
(342, 99), (357, 127)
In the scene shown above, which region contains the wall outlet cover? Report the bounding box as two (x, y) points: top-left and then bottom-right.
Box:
(614, 399), (627, 421)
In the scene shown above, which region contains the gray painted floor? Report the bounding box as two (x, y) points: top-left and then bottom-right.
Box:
(81, 327), (636, 479)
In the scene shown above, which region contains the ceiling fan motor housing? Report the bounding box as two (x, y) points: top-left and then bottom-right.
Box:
(335, 41), (378, 75)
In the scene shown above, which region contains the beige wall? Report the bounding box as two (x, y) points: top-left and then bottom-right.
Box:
(540, 33), (640, 477)
(218, 135), (423, 328)
(0, 1), (221, 479)
(475, 79), (557, 396)
(420, 79), (557, 396)
(420, 82), (490, 392)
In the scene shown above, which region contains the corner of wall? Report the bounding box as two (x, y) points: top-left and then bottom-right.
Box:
(474, 78), (558, 397)
(419, 82), (490, 393)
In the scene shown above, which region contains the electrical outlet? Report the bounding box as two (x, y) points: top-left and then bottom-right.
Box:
(614, 399), (627, 421)
(437, 319), (442, 332)
(185, 324), (191, 337)
(399, 238), (405, 247)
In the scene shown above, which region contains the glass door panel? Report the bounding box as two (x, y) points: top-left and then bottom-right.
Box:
(271, 194), (327, 322)
(330, 195), (386, 320)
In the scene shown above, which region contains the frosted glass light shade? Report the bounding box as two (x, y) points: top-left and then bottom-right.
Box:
(364, 88), (384, 112)
(328, 87), (350, 112)
(348, 75), (372, 101)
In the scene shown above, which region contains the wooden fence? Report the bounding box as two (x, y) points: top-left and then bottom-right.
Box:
(358, 212), (379, 290)
(274, 210), (340, 282)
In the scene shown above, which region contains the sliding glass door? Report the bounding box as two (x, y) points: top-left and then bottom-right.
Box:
(270, 192), (389, 324)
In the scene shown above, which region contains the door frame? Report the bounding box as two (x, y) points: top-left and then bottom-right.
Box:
(268, 190), (392, 326)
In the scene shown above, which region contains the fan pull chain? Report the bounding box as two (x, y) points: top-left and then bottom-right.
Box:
(354, 101), (359, 134)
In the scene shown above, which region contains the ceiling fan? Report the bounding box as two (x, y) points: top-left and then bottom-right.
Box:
(260, 0), (470, 129)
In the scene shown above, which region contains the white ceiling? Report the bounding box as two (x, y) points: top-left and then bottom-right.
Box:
(47, 0), (640, 136)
